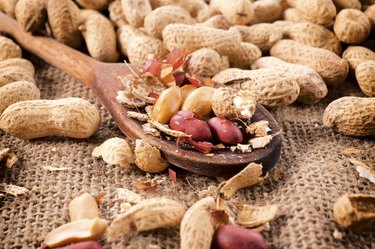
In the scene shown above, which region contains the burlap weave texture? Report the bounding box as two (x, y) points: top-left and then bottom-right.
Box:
(0, 55), (374, 249)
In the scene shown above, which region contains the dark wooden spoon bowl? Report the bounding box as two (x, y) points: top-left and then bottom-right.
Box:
(0, 12), (281, 177)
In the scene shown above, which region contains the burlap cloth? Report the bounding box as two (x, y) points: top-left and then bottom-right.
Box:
(0, 53), (374, 249)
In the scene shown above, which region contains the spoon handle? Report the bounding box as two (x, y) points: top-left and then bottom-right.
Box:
(0, 12), (99, 87)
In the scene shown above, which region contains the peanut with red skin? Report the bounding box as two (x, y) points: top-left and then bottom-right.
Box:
(208, 117), (243, 145)
(211, 224), (268, 249)
(55, 241), (103, 249)
(170, 111), (212, 142)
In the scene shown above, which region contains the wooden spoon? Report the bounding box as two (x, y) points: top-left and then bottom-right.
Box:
(0, 13), (281, 177)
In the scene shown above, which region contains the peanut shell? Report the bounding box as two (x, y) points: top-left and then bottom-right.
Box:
(270, 39), (348, 86)
(251, 56), (328, 104)
(334, 9), (371, 44)
(92, 137), (135, 168)
(79, 10), (119, 62)
(108, 198), (185, 240)
(323, 96), (375, 136)
(47, 0), (82, 48)
(0, 98), (101, 139)
(144, 6), (195, 40)
(342, 46), (375, 71)
(355, 60), (375, 97)
(235, 24), (282, 52)
(180, 197), (215, 249)
(0, 81), (40, 114)
(0, 36), (22, 62)
(15, 0), (47, 33)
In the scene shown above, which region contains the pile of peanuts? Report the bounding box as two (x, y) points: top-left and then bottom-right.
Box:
(0, 0), (373, 137)
(1, 0), (375, 248)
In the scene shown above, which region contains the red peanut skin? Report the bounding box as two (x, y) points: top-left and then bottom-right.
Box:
(211, 225), (268, 249)
(208, 117), (243, 145)
(55, 241), (103, 249)
(170, 111), (212, 142)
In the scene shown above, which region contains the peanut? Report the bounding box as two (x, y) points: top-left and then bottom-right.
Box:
(181, 84), (197, 103)
(181, 0), (214, 22)
(197, 15), (232, 30)
(0, 98), (101, 139)
(0, 36), (22, 62)
(108, 0), (126, 28)
(332, 0), (362, 10)
(153, 86), (182, 123)
(251, 56), (328, 104)
(0, 66), (35, 87)
(162, 24), (242, 57)
(364, 4), (375, 32)
(43, 218), (108, 248)
(211, 87), (257, 119)
(334, 9), (371, 44)
(342, 45), (375, 71)
(0, 58), (35, 75)
(117, 25), (168, 64)
(92, 137), (135, 168)
(68, 193), (99, 221)
(323, 97), (375, 136)
(251, 0), (281, 24)
(355, 60), (375, 96)
(213, 68), (300, 108)
(283, 8), (306, 22)
(180, 197), (215, 249)
(134, 139), (169, 173)
(15, 0), (47, 33)
(210, 0), (254, 25)
(286, 0), (337, 26)
(0, 81), (40, 114)
(75, 0), (108, 10)
(270, 39), (349, 86)
(144, 6), (195, 40)
(228, 42), (262, 69)
(208, 117), (243, 144)
(272, 20), (294, 35)
(282, 22), (342, 55)
(235, 24), (282, 52)
(181, 86), (216, 118)
(211, 224), (268, 249)
(108, 198), (185, 240)
(186, 48), (229, 77)
(170, 111), (212, 142)
(55, 241), (103, 249)
(47, 0), (82, 48)
(79, 10), (119, 62)
(121, 0), (152, 28)
(0, 0), (18, 17)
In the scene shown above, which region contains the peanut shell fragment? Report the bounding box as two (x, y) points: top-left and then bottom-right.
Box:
(134, 139), (169, 173)
(237, 204), (278, 228)
(108, 198), (185, 240)
(333, 194), (375, 231)
(220, 163), (264, 198)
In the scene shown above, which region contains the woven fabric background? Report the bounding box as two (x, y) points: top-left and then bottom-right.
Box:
(0, 54), (374, 249)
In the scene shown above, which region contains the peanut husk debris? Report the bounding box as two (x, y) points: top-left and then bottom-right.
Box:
(220, 162), (264, 198)
(0, 148), (18, 169)
(333, 194), (375, 232)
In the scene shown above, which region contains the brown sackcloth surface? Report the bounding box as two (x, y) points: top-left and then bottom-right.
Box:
(0, 54), (374, 249)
